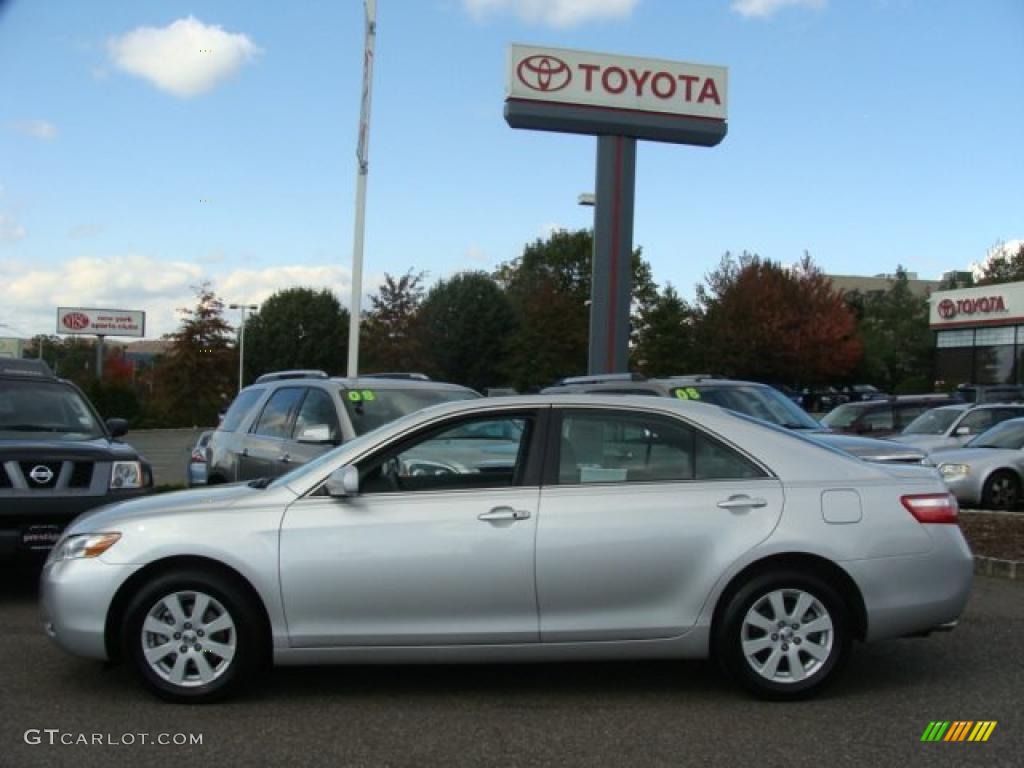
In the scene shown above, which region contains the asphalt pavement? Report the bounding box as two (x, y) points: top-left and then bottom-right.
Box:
(122, 428), (209, 487)
(1, 564), (1020, 768)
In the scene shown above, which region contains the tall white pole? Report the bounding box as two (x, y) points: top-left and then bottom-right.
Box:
(238, 307), (246, 393)
(347, 0), (377, 378)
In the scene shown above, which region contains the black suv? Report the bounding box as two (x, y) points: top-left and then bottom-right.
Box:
(541, 374), (928, 464)
(0, 359), (152, 557)
(206, 371), (480, 483)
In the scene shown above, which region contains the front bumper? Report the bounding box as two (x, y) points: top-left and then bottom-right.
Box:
(40, 556), (141, 660)
(844, 524), (973, 642)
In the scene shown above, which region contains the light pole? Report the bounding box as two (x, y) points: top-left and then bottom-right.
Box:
(229, 303), (258, 393)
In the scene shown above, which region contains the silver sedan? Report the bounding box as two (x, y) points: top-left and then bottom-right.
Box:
(41, 395), (972, 703)
(932, 417), (1024, 509)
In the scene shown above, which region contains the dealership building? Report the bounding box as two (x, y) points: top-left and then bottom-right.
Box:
(931, 281), (1024, 386)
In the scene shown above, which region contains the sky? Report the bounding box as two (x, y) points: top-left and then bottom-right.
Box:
(0, 0), (1022, 339)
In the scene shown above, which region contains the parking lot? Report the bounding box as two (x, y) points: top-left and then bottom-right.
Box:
(2, 563), (1020, 768)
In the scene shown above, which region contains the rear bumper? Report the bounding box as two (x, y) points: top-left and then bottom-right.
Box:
(844, 525), (973, 642)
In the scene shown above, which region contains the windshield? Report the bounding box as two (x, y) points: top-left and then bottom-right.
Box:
(0, 380), (105, 440)
(674, 385), (821, 430)
(341, 387), (480, 435)
(965, 419), (1024, 450)
(820, 404), (864, 429)
(902, 408), (962, 435)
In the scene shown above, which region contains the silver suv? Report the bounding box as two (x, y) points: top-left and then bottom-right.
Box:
(541, 374), (928, 464)
(206, 371), (479, 483)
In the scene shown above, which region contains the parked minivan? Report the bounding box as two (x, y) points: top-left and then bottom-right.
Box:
(820, 394), (963, 438)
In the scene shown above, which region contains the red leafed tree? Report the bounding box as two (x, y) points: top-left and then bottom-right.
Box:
(694, 252), (862, 387)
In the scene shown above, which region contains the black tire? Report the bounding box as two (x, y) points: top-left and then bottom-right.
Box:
(714, 570), (852, 701)
(981, 470), (1019, 511)
(122, 568), (266, 703)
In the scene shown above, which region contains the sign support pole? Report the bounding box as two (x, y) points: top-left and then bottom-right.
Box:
(347, 0), (376, 378)
(588, 135), (636, 374)
(95, 335), (104, 381)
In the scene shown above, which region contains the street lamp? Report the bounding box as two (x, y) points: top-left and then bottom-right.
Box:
(228, 303), (258, 393)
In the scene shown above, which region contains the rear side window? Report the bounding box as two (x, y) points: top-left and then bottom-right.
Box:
(252, 387), (304, 438)
(557, 411), (766, 485)
(293, 388), (341, 442)
(219, 389), (264, 432)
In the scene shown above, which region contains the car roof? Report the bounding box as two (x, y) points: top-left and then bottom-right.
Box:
(0, 358), (58, 380)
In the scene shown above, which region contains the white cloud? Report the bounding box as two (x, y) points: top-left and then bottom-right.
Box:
(108, 16), (261, 98)
(969, 239), (1024, 279)
(462, 0), (639, 27)
(731, 0), (826, 19)
(0, 213), (26, 243)
(12, 119), (57, 140)
(0, 254), (391, 338)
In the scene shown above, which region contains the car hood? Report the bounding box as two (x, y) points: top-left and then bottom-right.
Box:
(927, 447), (1024, 467)
(64, 482), (278, 535)
(810, 433), (926, 462)
(0, 436), (144, 462)
(888, 434), (955, 451)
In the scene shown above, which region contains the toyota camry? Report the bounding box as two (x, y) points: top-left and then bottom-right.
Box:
(41, 395), (972, 702)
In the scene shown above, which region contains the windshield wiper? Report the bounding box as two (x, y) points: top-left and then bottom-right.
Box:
(247, 477), (273, 489)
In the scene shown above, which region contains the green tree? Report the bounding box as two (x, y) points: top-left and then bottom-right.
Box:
(151, 283), (236, 426)
(418, 272), (517, 392)
(694, 251), (862, 387)
(242, 287), (350, 381)
(846, 267), (934, 392)
(976, 242), (1024, 285)
(496, 228), (656, 390)
(632, 283), (696, 376)
(360, 270), (427, 373)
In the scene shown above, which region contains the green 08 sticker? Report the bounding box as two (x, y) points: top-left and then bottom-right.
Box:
(674, 387), (701, 400)
(347, 390), (376, 402)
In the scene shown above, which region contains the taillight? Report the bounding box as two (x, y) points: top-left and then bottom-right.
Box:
(191, 449), (206, 463)
(901, 493), (959, 524)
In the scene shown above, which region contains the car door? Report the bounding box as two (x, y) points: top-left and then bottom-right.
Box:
(279, 407), (547, 647)
(238, 386), (305, 480)
(535, 407), (783, 642)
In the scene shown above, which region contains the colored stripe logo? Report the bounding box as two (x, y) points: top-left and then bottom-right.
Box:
(921, 721), (997, 742)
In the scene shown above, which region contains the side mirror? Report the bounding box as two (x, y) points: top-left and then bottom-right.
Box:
(297, 424), (335, 444)
(954, 426), (971, 436)
(106, 418), (128, 438)
(325, 465), (360, 497)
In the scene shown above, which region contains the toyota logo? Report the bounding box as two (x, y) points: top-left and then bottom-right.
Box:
(517, 55), (572, 92)
(61, 311), (90, 331)
(29, 465), (54, 484)
(937, 299), (957, 320)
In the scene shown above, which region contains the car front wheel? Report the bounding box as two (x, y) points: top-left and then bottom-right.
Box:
(715, 570), (852, 700)
(982, 470), (1019, 511)
(122, 569), (265, 703)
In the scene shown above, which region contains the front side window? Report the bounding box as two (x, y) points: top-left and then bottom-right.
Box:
(557, 411), (764, 485)
(902, 408), (961, 435)
(293, 388), (341, 442)
(958, 409), (997, 435)
(252, 387), (304, 439)
(359, 415), (531, 493)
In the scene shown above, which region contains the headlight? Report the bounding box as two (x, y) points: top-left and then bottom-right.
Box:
(110, 461), (143, 489)
(49, 533), (121, 562)
(939, 463), (969, 479)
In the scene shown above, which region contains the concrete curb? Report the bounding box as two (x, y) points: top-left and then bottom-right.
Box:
(973, 556), (1022, 581)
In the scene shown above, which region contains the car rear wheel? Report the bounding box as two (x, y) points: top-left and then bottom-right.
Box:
(123, 569), (265, 703)
(715, 570), (851, 700)
(982, 471), (1019, 511)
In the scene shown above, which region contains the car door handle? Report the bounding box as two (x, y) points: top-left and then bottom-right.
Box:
(478, 507), (531, 522)
(278, 453), (291, 464)
(717, 496), (767, 510)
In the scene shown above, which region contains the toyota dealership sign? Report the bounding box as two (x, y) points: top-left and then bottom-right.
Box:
(507, 44), (728, 121)
(56, 307), (145, 337)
